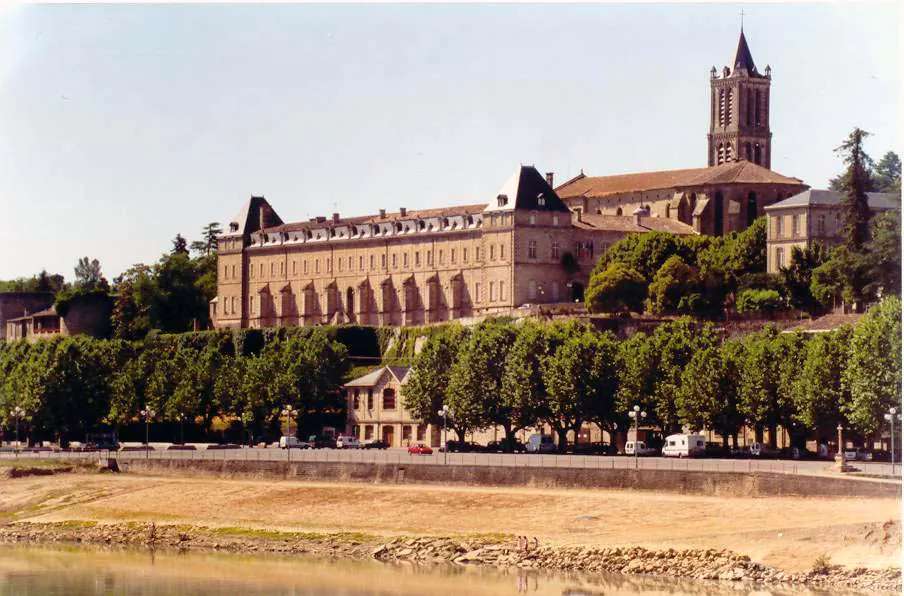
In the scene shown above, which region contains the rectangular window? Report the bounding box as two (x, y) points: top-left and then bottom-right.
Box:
(224, 265), (228, 279)
(552, 216), (559, 226)
(775, 216), (784, 238)
(353, 389), (360, 410)
(370, 255), (375, 269)
(528, 240), (537, 259)
(463, 248), (468, 263)
(499, 244), (504, 260)
(439, 250), (444, 265)
(359, 256), (364, 270)
(270, 263), (274, 277)
(292, 261), (297, 275)
(499, 281), (505, 301)
(348, 256), (352, 270)
(316, 260), (320, 274)
(451, 248), (456, 264)
(776, 247), (784, 269)
(529, 215), (536, 225)
(417, 425), (426, 441)
(383, 390), (396, 410)
(403, 253), (409, 268)
(490, 281), (496, 301)
(231, 296), (236, 315)
(367, 389), (374, 410)
(551, 240), (560, 259)
(339, 258), (344, 272)
(476, 247), (481, 261)
(392, 254), (398, 269)
(260, 263), (264, 278)
(231, 265), (235, 279)
(381, 254), (387, 269)
(817, 215), (826, 236)
(792, 215), (800, 238)
(415, 252), (420, 266)
(474, 283), (481, 303)
(402, 425), (412, 442)
(490, 245), (495, 260)
(304, 260), (308, 274)
(327, 258), (332, 273)
(427, 250), (432, 265)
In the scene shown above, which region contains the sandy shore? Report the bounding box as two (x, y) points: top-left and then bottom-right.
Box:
(0, 466), (900, 591)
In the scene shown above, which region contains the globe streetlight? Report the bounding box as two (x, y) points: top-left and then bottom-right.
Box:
(628, 405), (646, 469)
(884, 407), (901, 476)
(13, 406), (24, 454)
(140, 408), (155, 459)
(177, 413), (187, 446)
(437, 405), (453, 465)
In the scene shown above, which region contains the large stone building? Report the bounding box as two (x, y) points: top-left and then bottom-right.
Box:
(212, 30), (809, 330)
(212, 166), (696, 329)
(764, 189), (899, 273)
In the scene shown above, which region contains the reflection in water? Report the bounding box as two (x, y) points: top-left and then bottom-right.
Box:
(0, 546), (876, 596)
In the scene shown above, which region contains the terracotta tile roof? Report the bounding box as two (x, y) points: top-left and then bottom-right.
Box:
(6, 307), (58, 323)
(267, 204), (487, 234)
(557, 161), (804, 200)
(574, 214), (697, 235)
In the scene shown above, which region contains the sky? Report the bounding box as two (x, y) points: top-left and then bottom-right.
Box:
(0, 2), (900, 281)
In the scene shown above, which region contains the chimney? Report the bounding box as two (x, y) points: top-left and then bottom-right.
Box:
(632, 206), (650, 226)
(379, 209), (386, 219)
(400, 207), (407, 217)
(545, 172), (554, 187)
(332, 212), (340, 223)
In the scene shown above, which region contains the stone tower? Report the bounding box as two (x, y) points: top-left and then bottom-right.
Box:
(708, 29), (772, 169)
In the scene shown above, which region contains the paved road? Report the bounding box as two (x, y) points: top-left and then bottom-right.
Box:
(2, 446), (900, 477)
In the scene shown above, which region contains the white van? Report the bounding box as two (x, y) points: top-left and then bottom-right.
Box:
(661, 434), (705, 458)
(336, 435), (360, 449)
(624, 440), (657, 456)
(279, 436), (310, 449)
(526, 434), (557, 453)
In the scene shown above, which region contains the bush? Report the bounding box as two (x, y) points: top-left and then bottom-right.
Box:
(585, 263), (647, 314)
(811, 552), (832, 574)
(736, 289), (785, 315)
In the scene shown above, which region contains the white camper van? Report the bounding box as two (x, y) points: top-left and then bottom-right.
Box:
(661, 434), (706, 458)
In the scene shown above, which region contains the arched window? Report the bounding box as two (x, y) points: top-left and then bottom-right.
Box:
(346, 287), (354, 315)
(754, 144), (762, 165)
(745, 143), (752, 161)
(714, 192), (724, 236)
(726, 144), (733, 162)
(755, 90), (762, 126)
(718, 90), (726, 127)
(615, 207), (623, 216)
(382, 388), (396, 410)
(747, 192), (757, 227)
(726, 90), (733, 126)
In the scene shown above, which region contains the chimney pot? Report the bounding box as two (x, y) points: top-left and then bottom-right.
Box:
(332, 212), (340, 223)
(379, 209), (386, 219)
(545, 172), (554, 187)
(400, 207), (407, 217)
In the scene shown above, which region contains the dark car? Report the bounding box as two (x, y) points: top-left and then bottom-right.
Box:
(486, 438), (526, 453)
(870, 450), (902, 462)
(571, 442), (616, 456)
(440, 440), (483, 453)
(85, 440), (120, 452)
(308, 435), (337, 449)
(362, 439), (389, 450)
(703, 442), (730, 458)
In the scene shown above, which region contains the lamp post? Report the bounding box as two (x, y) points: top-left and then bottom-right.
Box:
(884, 408), (901, 476)
(178, 413), (187, 446)
(437, 405), (452, 465)
(628, 405), (646, 469)
(140, 408), (155, 459)
(281, 405), (296, 462)
(13, 406), (24, 454)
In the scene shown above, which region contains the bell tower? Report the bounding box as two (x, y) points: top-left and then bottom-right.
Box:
(707, 29), (772, 168)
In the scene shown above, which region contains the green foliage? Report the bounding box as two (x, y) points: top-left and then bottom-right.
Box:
(646, 256), (710, 316)
(809, 246), (873, 309)
(501, 322), (562, 434)
(735, 288), (785, 315)
(73, 257), (105, 290)
(780, 244), (832, 314)
(593, 232), (687, 281)
(835, 128), (875, 249)
(841, 297), (902, 434)
(585, 263), (646, 314)
(403, 325), (469, 426)
(874, 151), (902, 197)
(864, 210), (901, 296)
(677, 341), (744, 442)
(0, 270), (65, 294)
(792, 327), (851, 433)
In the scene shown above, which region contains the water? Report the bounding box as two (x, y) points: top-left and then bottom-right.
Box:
(0, 545), (875, 596)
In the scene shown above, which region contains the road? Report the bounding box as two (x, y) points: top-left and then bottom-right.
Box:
(1, 446), (900, 477)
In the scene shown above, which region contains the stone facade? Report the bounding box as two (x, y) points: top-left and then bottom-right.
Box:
(0, 292), (54, 341)
(212, 166), (697, 330)
(4, 294), (113, 343)
(764, 189), (899, 273)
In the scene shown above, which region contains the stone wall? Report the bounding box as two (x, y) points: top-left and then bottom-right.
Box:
(115, 458), (901, 498)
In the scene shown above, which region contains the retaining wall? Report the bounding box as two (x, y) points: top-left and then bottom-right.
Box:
(114, 458), (901, 498)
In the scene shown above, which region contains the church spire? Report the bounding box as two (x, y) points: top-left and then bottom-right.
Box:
(732, 30), (758, 76)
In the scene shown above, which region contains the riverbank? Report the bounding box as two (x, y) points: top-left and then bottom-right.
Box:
(0, 468), (899, 593)
(0, 521), (900, 593)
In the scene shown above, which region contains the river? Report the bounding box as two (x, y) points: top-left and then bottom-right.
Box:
(0, 545), (873, 596)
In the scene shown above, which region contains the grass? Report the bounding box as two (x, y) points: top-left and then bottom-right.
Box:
(0, 459), (74, 470)
(811, 552), (832, 574)
(205, 526), (379, 543)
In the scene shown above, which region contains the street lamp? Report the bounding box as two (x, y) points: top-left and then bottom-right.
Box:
(884, 407), (901, 475)
(437, 405), (453, 465)
(628, 405), (646, 469)
(140, 408), (155, 459)
(177, 413), (187, 446)
(13, 406), (24, 454)
(281, 405), (296, 462)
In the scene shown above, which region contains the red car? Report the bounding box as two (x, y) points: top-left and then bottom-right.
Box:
(408, 443), (433, 455)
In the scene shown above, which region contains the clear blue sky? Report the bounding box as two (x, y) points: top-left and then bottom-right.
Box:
(0, 3), (900, 281)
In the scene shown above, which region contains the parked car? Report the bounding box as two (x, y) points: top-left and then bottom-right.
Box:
(85, 439), (120, 452)
(486, 438), (526, 453)
(703, 442), (730, 458)
(408, 443), (433, 455)
(623, 440), (657, 456)
(336, 435), (360, 449)
(441, 440), (483, 453)
(308, 435), (337, 449)
(571, 442), (616, 456)
(362, 439), (389, 450)
(661, 434), (706, 458)
(870, 450), (901, 462)
(526, 434), (557, 454)
(279, 436), (311, 449)
(843, 447), (873, 461)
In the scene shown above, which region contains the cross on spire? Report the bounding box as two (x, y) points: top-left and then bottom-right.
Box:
(740, 8), (744, 31)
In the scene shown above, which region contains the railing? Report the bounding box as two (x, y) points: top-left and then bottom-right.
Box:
(0, 447), (900, 477)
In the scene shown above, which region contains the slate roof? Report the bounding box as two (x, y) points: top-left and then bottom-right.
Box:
(556, 161), (803, 200)
(764, 189), (900, 211)
(484, 165), (570, 213)
(344, 366), (411, 387)
(225, 196), (284, 237)
(574, 214), (697, 236)
(732, 30), (760, 77)
(268, 204), (487, 234)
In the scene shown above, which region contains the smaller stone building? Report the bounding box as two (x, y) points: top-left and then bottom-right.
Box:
(4, 294), (112, 343)
(344, 366), (436, 447)
(764, 189), (899, 273)
(0, 292), (55, 341)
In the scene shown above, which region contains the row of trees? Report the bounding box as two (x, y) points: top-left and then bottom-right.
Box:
(405, 297), (901, 450)
(0, 328), (348, 445)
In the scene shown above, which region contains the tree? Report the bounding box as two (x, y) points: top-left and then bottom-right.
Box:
(74, 257), (104, 290)
(792, 327), (852, 443)
(864, 211), (901, 297)
(873, 151), (902, 197)
(841, 297), (902, 435)
(404, 326), (469, 426)
(445, 323), (516, 441)
(646, 256), (708, 316)
(780, 244), (832, 314)
(542, 328), (619, 450)
(810, 246), (873, 311)
(735, 288), (785, 315)
(585, 263), (647, 314)
(677, 341), (744, 446)
(500, 323), (558, 442)
(834, 128), (875, 249)
(592, 231), (686, 281)
(171, 234), (189, 255)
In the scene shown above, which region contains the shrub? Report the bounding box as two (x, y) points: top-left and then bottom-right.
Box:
(736, 288), (785, 315)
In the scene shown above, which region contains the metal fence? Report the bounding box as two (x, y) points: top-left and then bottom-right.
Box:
(1, 447), (899, 477)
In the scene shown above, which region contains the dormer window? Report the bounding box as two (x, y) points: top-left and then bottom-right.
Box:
(497, 194), (508, 207)
(229, 222), (239, 232)
(537, 193), (546, 208)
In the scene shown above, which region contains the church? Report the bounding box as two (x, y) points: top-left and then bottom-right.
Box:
(211, 30), (808, 330)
